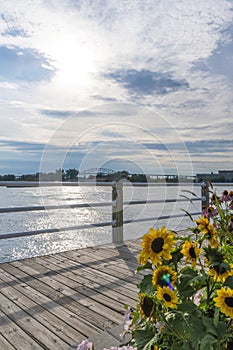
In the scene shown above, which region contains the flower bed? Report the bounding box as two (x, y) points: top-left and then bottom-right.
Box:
(77, 187), (233, 350)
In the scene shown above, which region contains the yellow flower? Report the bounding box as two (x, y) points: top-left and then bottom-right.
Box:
(181, 240), (201, 267)
(207, 224), (219, 247)
(214, 287), (233, 318)
(195, 215), (210, 234)
(152, 265), (177, 289)
(209, 263), (233, 282)
(139, 293), (155, 319)
(156, 286), (179, 309)
(138, 227), (175, 265)
(195, 216), (219, 247)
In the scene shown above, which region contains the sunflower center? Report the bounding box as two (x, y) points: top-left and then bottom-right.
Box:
(159, 273), (171, 287)
(189, 247), (197, 259)
(225, 297), (233, 308)
(141, 296), (154, 317)
(151, 237), (164, 253)
(214, 264), (228, 274)
(163, 293), (171, 302)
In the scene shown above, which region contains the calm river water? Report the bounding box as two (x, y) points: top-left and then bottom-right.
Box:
(0, 183), (230, 263)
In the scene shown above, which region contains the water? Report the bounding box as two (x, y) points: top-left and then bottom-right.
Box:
(0, 183), (230, 263)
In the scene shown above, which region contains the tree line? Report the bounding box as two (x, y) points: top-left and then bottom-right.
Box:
(0, 169), (184, 183)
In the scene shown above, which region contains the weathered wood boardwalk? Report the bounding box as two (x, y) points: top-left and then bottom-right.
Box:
(0, 239), (142, 350)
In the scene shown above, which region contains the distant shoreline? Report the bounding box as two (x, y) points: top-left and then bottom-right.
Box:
(0, 180), (233, 188)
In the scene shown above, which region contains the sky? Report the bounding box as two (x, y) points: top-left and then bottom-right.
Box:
(0, 0), (233, 176)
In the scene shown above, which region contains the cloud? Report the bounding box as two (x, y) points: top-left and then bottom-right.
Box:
(105, 69), (189, 95)
(91, 95), (118, 102)
(40, 109), (76, 118)
(0, 139), (46, 152)
(193, 22), (233, 82)
(185, 139), (233, 154)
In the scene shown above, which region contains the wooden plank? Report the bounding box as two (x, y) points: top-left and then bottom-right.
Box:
(0, 263), (115, 332)
(0, 298), (67, 350)
(0, 239), (143, 349)
(0, 310), (44, 350)
(60, 246), (141, 275)
(0, 268), (99, 339)
(51, 252), (138, 294)
(0, 333), (17, 350)
(36, 254), (138, 304)
(45, 248), (139, 288)
(1, 261), (123, 325)
(60, 247), (142, 283)
(0, 274), (82, 347)
(46, 252), (138, 297)
(13, 258), (127, 315)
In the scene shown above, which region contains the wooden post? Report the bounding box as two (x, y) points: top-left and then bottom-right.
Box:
(201, 181), (209, 211)
(112, 180), (123, 244)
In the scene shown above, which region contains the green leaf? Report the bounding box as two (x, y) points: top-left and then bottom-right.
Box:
(181, 189), (198, 197)
(202, 316), (218, 337)
(178, 300), (197, 313)
(131, 310), (140, 326)
(204, 247), (225, 264)
(179, 194), (194, 204)
(165, 311), (187, 338)
(179, 285), (196, 298)
(187, 316), (206, 349)
(214, 308), (219, 328)
(178, 267), (199, 292)
(180, 208), (194, 221)
(138, 274), (154, 295)
(224, 275), (233, 289)
(181, 343), (192, 350)
(171, 247), (183, 268)
(136, 261), (152, 273)
(133, 328), (155, 350)
(216, 320), (227, 337)
(200, 334), (217, 350)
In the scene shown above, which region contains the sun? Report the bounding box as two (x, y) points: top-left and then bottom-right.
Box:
(47, 34), (97, 88)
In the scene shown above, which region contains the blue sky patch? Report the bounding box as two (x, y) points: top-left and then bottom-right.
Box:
(0, 46), (54, 82)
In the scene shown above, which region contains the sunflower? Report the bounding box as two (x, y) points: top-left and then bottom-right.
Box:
(195, 215), (210, 233)
(209, 263), (233, 282)
(156, 286), (179, 309)
(138, 227), (175, 265)
(139, 293), (155, 319)
(207, 224), (219, 247)
(195, 216), (219, 247)
(214, 287), (233, 318)
(181, 240), (201, 267)
(152, 265), (177, 289)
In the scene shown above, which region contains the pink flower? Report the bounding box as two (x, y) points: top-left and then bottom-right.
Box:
(193, 290), (203, 306)
(103, 347), (137, 350)
(228, 217), (233, 233)
(120, 307), (136, 341)
(202, 206), (218, 219)
(76, 340), (93, 350)
(220, 190), (231, 202)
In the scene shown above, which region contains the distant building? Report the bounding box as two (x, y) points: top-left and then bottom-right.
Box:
(195, 170), (233, 183)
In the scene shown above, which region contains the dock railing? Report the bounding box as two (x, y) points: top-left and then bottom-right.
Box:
(0, 181), (209, 244)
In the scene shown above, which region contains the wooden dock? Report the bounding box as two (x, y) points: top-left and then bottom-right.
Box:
(0, 239), (142, 350)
